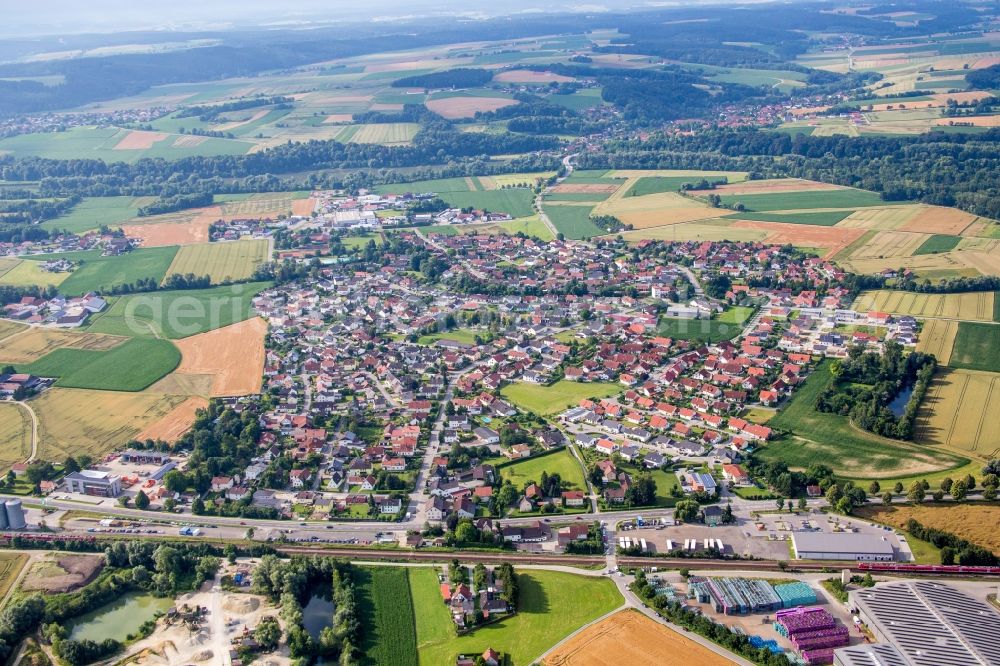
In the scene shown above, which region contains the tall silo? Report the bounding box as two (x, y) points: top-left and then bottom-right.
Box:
(5, 500), (25, 530)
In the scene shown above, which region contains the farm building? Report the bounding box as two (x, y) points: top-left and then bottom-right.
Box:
(849, 582), (1000, 666)
(791, 532), (896, 561)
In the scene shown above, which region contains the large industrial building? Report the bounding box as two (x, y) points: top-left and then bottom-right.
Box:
(791, 532), (896, 561)
(64, 469), (121, 497)
(847, 582), (1000, 666)
(833, 644), (911, 666)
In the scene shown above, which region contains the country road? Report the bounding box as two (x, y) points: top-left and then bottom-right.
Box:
(14, 401), (38, 463)
(535, 152), (578, 238)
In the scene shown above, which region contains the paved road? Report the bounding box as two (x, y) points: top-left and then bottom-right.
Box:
(535, 152), (578, 238)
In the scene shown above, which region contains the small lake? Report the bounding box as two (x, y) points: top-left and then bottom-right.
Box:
(67, 592), (173, 643)
(302, 594), (335, 640)
(888, 384), (914, 417)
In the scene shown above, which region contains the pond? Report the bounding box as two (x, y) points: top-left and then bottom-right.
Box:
(67, 592), (174, 643)
(302, 594), (335, 640)
(888, 384), (914, 417)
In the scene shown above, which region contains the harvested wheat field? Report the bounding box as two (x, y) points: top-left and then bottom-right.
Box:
(0, 328), (126, 364)
(494, 69), (575, 83)
(135, 395), (208, 442)
(22, 554), (105, 593)
(545, 610), (734, 666)
(323, 114), (354, 123)
(292, 197), (316, 216)
(845, 230), (928, 260)
(935, 115), (1000, 127)
(836, 206), (921, 230)
(123, 219), (212, 247)
(852, 290), (995, 321)
(32, 387), (188, 460)
(214, 109), (268, 132)
(425, 96), (518, 119)
(171, 135), (207, 147)
(595, 191), (720, 228)
(916, 319), (959, 365)
(729, 220), (866, 259)
(146, 371), (216, 397)
(954, 251), (1000, 276)
(166, 239), (269, 284)
(899, 205), (978, 235)
(114, 130), (167, 150)
(551, 183), (621, 194)
(916, 368), (1000, 457)
(858, 504), (1000, 555)
(620, 222), (768, 243)
(957, 237), (1000, 253)
(690, 178), (843, 195)
(842, 251), (972, 277)
(173, 317), (266, 396)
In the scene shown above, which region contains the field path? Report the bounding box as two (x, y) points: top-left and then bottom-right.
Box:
(536, 153), (578, 238)
(14, 401), (38, 463)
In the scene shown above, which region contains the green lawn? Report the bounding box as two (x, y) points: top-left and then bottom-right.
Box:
(356, 567), (418, 666)
(914, 234), (962, 255)
(410, 567), (621, 666)
(762, 360), (969, 477)
(722, 210), (854, 226)
(717, 189), (887, 211)
(342, 234), (385, 250)
(18, 338), (180, 391)
(40, 196), (153, 234)
(499, 449), (587, 491)
(416, 328), (480, 346)
(83, 282), (270, 339)
(501, 380), (622, 416)
(22, 246), (179, 296)
(949, 322), (1000, 372)
(657, 317), (742, 342)
(541, 204), (603, 240)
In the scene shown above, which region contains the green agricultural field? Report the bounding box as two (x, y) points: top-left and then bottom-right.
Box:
(544, 88), (604, 111)
(657, 317), (742, 342)
(717, 189), (888, 211)
(18, 337), (180, 391)
(437, 189), (535, 218)
(356, 567), (418, 666)
(26, 246), (179, 296)
(501, 380), (621, 416)
(545, 191), (613, 202)
(542, 204), (604, 240)
(376, 178), (474, 194)
(0, 260), (70, 288)
(722, 210), (855, 226)
(0, 126), (254, 162)
(410, 567), (622, 666)
(949, 322), (1000, 372)
(498, 449), (587, 491)
(914, 234), (963, 255)
(762, 360), (969, 478)
(627, 175), (734, 197)
(346, 123), (421, 145)
(165, 239), (268, 284)
(40, 196), (155, 233)
(496, 217), (553, 240)
(84, 282), (271, 339)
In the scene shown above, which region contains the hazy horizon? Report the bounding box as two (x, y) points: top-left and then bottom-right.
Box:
(1, 0), (673, 38)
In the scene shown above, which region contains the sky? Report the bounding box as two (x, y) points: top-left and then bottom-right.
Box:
(0, 0), (654, 36)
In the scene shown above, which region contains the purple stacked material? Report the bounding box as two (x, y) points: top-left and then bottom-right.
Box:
(801, 647), (835, 665)
(776, 607), (836, 635)
(791, 627), (849, 651)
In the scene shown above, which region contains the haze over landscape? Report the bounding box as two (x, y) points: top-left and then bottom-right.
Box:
(0, 0), (998, 665)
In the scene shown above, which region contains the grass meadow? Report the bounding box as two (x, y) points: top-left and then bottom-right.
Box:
(717, 188), (887, 211)
(18, 337), (181, 391)
(541, 204), (604, 240)
(409, 566), (621, 665)
(498, 448), (588, 491)
(500, 380), (621, 416)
